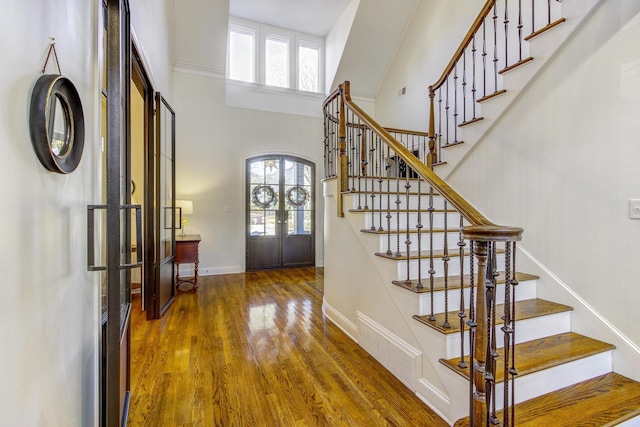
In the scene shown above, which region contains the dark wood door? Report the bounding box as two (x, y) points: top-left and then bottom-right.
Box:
(152, 93), (176, 317)
(246, 155), (315, 270)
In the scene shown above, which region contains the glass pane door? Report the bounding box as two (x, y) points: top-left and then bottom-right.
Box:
(246, 155), (315, 270)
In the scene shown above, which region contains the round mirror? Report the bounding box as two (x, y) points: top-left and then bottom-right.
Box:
(29, 74), (84, 174)
(48, 94), (73, 158)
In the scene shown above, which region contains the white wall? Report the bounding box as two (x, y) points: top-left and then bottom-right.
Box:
(375, 0), (480, 129)
(447, 0), (640, 347)
(173, 73), (325, 273)
(0, 1), (174, 425)
(130, 0), (176, 98)
(376, 0), (640, 348)
(0, 2), (98, 425)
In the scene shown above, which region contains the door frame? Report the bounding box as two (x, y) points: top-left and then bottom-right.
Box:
(131, 45), (159, 320)
(245, 154), (316, 271)
(104, 0), (132, 425)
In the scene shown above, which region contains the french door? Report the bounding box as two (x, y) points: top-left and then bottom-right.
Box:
(151, 93), (176, 318)
(246, 155), (315, 270)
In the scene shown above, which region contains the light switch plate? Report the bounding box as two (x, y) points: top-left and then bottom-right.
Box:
(629, 199), (640, 219)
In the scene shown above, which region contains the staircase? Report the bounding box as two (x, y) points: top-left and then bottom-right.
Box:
(425, 0), (607, 178)
(322, 0), (640, 424)
(324, 177), (640, 425)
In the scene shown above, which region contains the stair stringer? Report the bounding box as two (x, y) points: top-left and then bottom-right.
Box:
(342, 196), (466, 424)
(435, 0), (606, 179)
(324, 180), (463, 423)
(517, 246), (640, 383)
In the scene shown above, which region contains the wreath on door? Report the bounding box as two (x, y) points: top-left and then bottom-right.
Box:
(251, 185), (277, 209)
(286, 186), (309, 207)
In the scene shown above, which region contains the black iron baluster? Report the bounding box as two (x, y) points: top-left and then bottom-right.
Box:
(489, 243), (499, 425)
(503, 241), (513, 427)
(395, 160), (401, 257)
(428, 186), (436, 321)
(416, 170), (423, 289)
(442, 200), (451, 328)
(404, 170), (412, 284)
(386, 145), (393, 256)
(462, 48), (467, 125)
(472, 35), (478, 120)
(493, 2), (499, 94)
(438, 87), (443, 161)
(518, 0), (524, 61)
(547, 0), (552, 26)
(378, 136), (384, 231)
(467, 240), (477, 427)
(453, 64), (459, 144)
(457, 214), (468, 368)
(362, 121), (368, 211)
(355, 116), (363, 209)
(482, 19), (488, 98)
(531, 0), (535, 34)
(445, 77), (450, 146)
(349, 124), (356, 191)
(505, 0), (510, 69)
(370, 132), (376, 230)
(510, 241), (520, 426)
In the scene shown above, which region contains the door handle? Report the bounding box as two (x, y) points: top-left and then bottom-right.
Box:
(87, 205), (107, 271)
(87, 204), (143, 271)
(120, 204), (143, 270)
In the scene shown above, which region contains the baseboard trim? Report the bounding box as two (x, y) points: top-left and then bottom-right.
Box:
(356, 311), (422, 391)
(415, 378), (454, 426)
(198, 266), (243, 276)
(322, 298), (358, 342)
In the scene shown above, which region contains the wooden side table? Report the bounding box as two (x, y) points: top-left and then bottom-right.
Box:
(175, 234), (201, 292)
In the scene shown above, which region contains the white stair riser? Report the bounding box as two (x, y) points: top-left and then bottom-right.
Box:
(439, 351), (613, 416)
(363, 211), (463, 231)
(444, 311), (571, 359)
(376, 231), (463, 253)
(348, 178), (436, 195)
(416, 279), (537, 315)
(397, 253), (507, 281)
(348, 193), (450, 211)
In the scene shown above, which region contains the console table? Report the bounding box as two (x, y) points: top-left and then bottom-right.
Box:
(175, 234), (201, 292)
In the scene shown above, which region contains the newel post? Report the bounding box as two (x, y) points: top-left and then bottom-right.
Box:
(470, 240), (490, 426)
(462, 225), (523, 427)
(337, 82), (349, 217)
(427, 86), (437, 169)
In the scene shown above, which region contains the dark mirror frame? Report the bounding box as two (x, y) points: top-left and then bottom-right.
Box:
(29, 74), (85, 174)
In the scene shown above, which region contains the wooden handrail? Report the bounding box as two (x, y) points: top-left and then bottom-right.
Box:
(429, 0), (496, 93)
(384, 127), (430, 137)
(341, 81), (493, 228)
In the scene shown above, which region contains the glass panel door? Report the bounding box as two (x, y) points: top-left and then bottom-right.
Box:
(153, 93), (176, 316)
(246, 155), (315, 270)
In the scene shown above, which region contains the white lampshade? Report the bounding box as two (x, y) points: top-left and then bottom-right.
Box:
(176, 199), (193, 215)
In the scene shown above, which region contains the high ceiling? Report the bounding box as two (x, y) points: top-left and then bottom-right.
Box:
(172, 0), (418, 98)
(229, 0), (351, 36)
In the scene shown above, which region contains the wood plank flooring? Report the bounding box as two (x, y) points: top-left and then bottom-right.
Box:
(127, 267), (448, 426)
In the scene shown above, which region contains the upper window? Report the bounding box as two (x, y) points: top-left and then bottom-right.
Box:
(228, 26), (256, 83)
(227, 17), (324, 94)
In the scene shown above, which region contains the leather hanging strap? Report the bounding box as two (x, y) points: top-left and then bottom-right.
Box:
(41, 38), (62, 75)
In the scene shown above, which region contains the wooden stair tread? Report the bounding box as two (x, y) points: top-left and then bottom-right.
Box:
(377, 248), (503, 261)
(454, 372), (640, 426)
(441, 332), (615, 383)
(392, 271), (538, 294)
(413, 298), (572, 334)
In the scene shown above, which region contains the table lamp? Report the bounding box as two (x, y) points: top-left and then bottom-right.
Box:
(176, 199), (193, 236)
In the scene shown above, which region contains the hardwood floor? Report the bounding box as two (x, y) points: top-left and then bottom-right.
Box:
(127, 267), (448, 426)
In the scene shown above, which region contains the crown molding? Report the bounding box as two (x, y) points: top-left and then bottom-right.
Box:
(173, 62), (226, 79)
